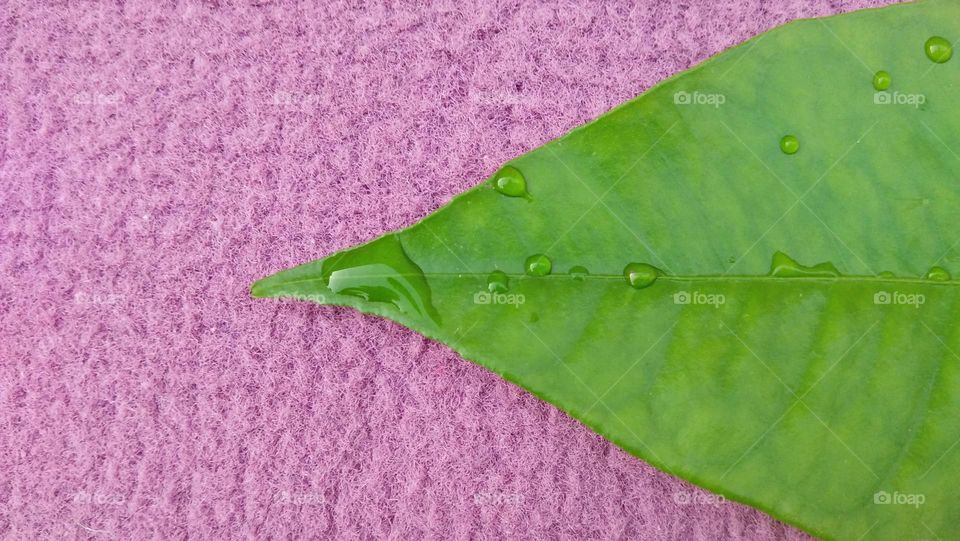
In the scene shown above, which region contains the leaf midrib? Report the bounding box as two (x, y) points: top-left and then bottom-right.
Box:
(263, 274), (960, 286)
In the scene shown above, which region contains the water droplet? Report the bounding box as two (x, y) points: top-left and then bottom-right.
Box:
(487, 270), (509, 292)
(623, 263), (660, 289)
(877, 271), (896, 279)
(319, 234), (441, 324)
(872, 70), (892, 91)
(569, 265), (589, 281)
(525, 254), (552, 276)
(925, 36), (953, 63)
(492, 165), (530, 199)
(780, 135), (800, 155)
(727, 256), (736, 264)
(925, 266), (952, 281)
(768, 251), (839, 278)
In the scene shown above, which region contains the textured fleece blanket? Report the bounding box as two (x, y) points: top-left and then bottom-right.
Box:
(0, 0), (897, 538)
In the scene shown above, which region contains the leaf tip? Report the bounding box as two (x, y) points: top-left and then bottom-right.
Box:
(249, 277), (271, 299)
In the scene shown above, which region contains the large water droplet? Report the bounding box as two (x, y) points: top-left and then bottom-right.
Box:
(487, 270), (509, 292)
(925, 266), (952, 281)
(768, 251), (839, 278)
(623, 263), (660, 289)
(780, 135), (800, 155)
(925, 36), (953, 63)
(525, 254), (552, 276)
(319, 234), (441, 324)
(492, 165), (530, 199)
(569, 265), (589, 281)
(872, 70), (892, 91)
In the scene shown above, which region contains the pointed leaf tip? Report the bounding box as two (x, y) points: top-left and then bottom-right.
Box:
(252, 234), (441, 325)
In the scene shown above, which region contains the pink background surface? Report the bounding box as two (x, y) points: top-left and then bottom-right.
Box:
(1, 1), (898, 539)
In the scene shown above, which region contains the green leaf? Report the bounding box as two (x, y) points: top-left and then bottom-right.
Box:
(252, 1), (960, 539)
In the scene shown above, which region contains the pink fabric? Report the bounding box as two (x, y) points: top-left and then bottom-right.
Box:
(1, 1), (897, 538)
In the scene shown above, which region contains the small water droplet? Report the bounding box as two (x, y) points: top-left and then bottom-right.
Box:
(768, 251), (839, 278)
(872, 70), (892, 91)
(727, 256), (736, 264)
(492, 165), (531, 199)
(780, 135), (800, 155)
(569, 266), (589, 281)
(925, 266), (952, 281)
(525, 254), (552, 276)
(925, 36), (953, 63)
(487, 270), (509, 292)
(877, 271), (896, 279)
(623, 262), (660, 289)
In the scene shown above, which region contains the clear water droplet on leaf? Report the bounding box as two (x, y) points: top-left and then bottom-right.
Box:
(492, 165), (531, 199)
(487, 270), (509, 292)
(872, 70), (892, 91)
(925, 266), (952, 281)
(768, 251), (839, 278)
(321, 234), (441, 324)
(525, 254), (552, 276)
(569, 266), (589, 281)
(780, 135), (800, 155)
(623, 263), (660, 289)
(925, 36), (953, 63)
